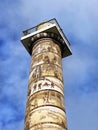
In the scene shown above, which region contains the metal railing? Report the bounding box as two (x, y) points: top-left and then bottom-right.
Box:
(22, 18), (58, 36)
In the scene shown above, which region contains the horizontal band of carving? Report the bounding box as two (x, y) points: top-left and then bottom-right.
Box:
(28, 122), (67, 130)
(28, 88), (64, 99)
(26, 89), (65, 109)
(30, 63), (62, 73)
(28, 76), (64, 91)
(28, 75), (63, 87)
(32, 49), (61, 58)
(25, 105), (67, 124)
(25, 104), (66, 120)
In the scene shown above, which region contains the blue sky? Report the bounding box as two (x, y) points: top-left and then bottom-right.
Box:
(0, 0), (98, 130)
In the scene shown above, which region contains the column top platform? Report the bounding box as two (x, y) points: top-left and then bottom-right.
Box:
(21, 18), (72, 58)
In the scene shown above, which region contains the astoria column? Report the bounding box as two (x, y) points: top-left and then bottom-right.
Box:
(21, 19), (72, 130)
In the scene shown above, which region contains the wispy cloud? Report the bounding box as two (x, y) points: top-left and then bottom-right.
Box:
(0, 0), (98, 130)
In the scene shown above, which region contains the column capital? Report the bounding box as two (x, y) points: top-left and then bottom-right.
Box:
(21, 18), (72, 58)
(30, 32), (64, 56)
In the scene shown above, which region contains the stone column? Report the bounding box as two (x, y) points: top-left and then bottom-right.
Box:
(24, 32), (67, 130)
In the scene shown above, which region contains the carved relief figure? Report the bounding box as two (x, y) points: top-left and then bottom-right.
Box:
(57, 93), (61, 101)
(38, 83), (42, 90)
(54, 70), (59, 78)
(43, 82), (50, 87)
(51, 81), (54, 88)
(33, 84), (37, 92)
(43, 55), (50, 63)
(43, 91), (50, 103)
(52, 56), (57, 64)
(32, 66), (41, 79)
(47, 46), (51, 52)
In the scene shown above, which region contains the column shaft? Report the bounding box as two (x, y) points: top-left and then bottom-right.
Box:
(24, 37), (67, 130)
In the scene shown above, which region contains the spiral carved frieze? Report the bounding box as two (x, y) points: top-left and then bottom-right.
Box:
(24, 37), (67, 130)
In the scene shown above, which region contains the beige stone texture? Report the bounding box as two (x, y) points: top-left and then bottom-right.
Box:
(24, 38), (67, 130)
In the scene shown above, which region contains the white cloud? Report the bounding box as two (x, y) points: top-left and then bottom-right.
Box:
(0, 0), (98, 130)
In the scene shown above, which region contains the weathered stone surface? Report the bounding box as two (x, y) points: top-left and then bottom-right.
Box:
(24, 38), (67, 130)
